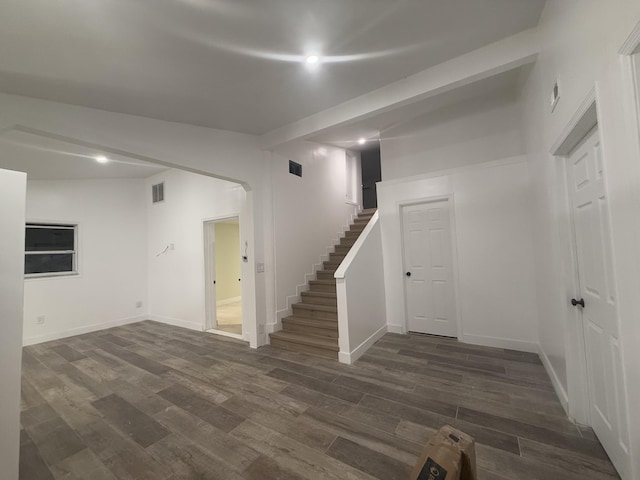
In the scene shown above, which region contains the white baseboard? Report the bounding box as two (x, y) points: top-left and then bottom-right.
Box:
(461, 333), (539, 353)
(339, 325), (388, 365)
(148, 314), (204, 332)
(205, 328), (243, 341)
(538, 343), (570, 415)
(23, 314), (148, 346)
(216, 296), (241, 306)
(386, 324), (405, 334)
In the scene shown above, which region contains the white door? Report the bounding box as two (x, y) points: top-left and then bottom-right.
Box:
(566, 127), (630, 474)
(402, 199), (457, 337)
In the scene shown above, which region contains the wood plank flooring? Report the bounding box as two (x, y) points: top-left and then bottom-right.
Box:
(19, 321), (620, 480)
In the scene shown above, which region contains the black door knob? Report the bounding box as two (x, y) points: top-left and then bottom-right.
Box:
(571, 298), (585, 308)
(406, 272), (411, 277)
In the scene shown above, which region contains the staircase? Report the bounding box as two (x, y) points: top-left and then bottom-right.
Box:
(269, 208), (377, 359)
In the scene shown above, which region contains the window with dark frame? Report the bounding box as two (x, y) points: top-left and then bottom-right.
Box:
(25, 223), (77, 277)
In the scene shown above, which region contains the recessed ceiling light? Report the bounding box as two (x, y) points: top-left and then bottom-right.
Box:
(95, 155), (109, 164)
(306, 55), (319, 64)
(358, 138), (366, 145)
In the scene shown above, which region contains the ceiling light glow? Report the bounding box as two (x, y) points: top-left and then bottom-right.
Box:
(305, 55), (319, 64)
(358, 138), (366, 145)
(95, 155), (109, 164)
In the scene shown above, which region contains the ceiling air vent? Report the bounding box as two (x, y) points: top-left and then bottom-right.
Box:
(289, 160), (302, 177)
(152, 182), (164, 204)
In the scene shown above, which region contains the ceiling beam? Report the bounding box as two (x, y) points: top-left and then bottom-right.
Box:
(259, 28), (540, 150)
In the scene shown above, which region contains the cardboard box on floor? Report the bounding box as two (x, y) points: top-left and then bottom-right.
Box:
(411, 425), (477, 480)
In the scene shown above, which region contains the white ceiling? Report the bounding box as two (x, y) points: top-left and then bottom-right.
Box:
(0, 130), (167, 180)
(307, 67), (525, 150)
(0, 0), (545, 135)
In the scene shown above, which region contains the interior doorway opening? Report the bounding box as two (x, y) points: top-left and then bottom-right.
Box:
(204, 216), (243, 339)
(361, 147), (381, 209)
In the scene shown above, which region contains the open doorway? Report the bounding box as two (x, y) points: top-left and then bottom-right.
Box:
(204, 216), (243, 338)
(361, 147), (381, 209)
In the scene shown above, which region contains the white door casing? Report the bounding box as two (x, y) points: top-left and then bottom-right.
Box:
(203, 220), (217, 330)
(402, 199), (457, 337)
(566, 127), (630, 473)
(0, 168), (26, 480)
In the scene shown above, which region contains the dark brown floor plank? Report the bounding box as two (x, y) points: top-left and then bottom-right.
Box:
(76, 418), (170, 480)
(50, 344), (87, 363)
(19, 429), (55, 480)
(458, 407), (608, 460)
(242, 455), (305, 480)
(358, 394), (521, 455)
(333, 375), (457, 417)
(19, 323), (618, 480)
(519, 437), (619, 479)
(50, 448), (118, 480)
(154, 405), (260, 472)
(268, 368), (364, 403)
(326, 436), (412, 480)
(24, 417), (87, 466)
(91, 394), (170, 448)
(157, 384), (245, 433)
(398, 349), (507, 374)
(146, 433), (247, 480)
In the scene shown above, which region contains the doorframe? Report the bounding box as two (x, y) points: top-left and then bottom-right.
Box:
(398, 194), (463, 340)
(203, 213), (242, 336)
(550, 88), (599, 426)
(618, 24), (640, 480)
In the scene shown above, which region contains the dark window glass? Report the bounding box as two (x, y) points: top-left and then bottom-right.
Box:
(25, 254), (73, 274)
(26, 227), (74, 251)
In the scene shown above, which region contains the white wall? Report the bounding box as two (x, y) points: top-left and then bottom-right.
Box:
(23, 179), (148, 345)
(378, 158), (538, 352)
(335, 212), (387, 364)
(0, 169), (26, 480)
(147, 169), (245, 332)
(518, 2), (640, 477)
(268, 141), (361, 329)
(0, 92), (269, 347)
(381, 92), (524, 180)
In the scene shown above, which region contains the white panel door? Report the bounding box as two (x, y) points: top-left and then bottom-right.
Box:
(567, 127), (630, 474)
(402, 200), (457, 337)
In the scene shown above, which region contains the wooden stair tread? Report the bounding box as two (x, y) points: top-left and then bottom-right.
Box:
(293, 302), (337, 313)
(301, 291), (336, 299)
(282, 316), (338, 329)
(316, 270), (337, 276)
(269, 331), (339, 351)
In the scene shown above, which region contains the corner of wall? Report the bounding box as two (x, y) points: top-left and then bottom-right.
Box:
(538, 342), (570, 416)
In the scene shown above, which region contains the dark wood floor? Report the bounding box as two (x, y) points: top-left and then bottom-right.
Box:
(19, 321), (619, 480)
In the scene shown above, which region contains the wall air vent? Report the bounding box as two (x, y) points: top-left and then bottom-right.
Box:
(550, 80), (561, 112)
(152, 182), (164, 203)
(289, 160), (302, 177)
